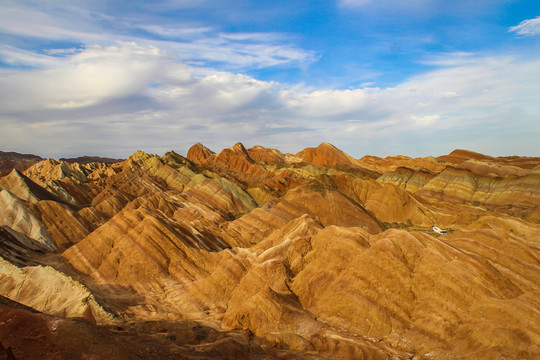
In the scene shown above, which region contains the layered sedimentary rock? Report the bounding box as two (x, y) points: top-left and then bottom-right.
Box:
(357, 154), (446, 174)
(0, 187), (56, 250)
(296, 142), (361, 168)
(378, 164), (540, 221)
(0, 258), (112, 323)
(29, 200), (94, 248)
(291, 218), (540, 359)
(417, 167), (540, 209)
(213, 142), (268, 176)
(186, 142), (216, 163)
(247, 145), (286, 164)
(439, 149), (540, 176)
(376, 166), (437, 193)
(0, 143), (539, 360)
(0, 169), (61, 204)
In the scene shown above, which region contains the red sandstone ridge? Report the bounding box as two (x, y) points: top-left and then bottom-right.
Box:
(296, 142), (361, 168)
(186, 142), (216, 163)
(214, 142), (255, 172)
(438, 148), (493, 163)
(438, 149), (540, 177)
(357, 154), (447, 173)
(247, 145), (286, 164)
(0, 143), (539, 360)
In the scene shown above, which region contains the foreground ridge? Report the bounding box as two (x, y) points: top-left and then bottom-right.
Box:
(0, 143), (539, 359)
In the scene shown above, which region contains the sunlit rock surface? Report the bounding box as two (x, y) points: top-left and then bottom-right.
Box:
(0, 143), (539, 359)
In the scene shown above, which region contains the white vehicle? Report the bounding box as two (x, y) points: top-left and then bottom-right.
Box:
(432, 226), (447, 235)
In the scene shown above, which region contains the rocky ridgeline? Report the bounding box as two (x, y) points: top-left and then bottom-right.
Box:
(0, 143), (539, 360)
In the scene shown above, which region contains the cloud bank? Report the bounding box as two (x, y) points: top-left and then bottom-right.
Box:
(1, 41), (539, 158)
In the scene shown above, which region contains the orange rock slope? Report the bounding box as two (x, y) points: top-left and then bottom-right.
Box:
(0, 143), (539, 360)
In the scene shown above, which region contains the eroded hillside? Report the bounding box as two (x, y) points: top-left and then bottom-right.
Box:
(1, 143), (539, 359)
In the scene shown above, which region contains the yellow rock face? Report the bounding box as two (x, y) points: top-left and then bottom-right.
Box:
(29, 200), (94, 249)
(0, 187), (56, 250)
(0, 145), (539, 359)
(380, 165), (540, 221)
(0, 257), (112, 324)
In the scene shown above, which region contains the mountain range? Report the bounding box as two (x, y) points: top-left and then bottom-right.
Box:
(1, 142), (539, 359)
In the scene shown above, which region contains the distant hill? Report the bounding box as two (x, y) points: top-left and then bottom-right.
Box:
(0, 151), (43, 176)
(1, 152), (124, 177)
(59, 155), (124, 164)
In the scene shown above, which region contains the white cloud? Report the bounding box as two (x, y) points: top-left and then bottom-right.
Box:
(0, 43), (166, 111)
(139, 25), (213, 39)
(277, 52), (540, 155)
(443, 91), (460, 98)
(0, 45), (62, 67)
(419, 52), (478, 67)
(219, 32), (283, 42)
(45, 48), (80, 55)
(409, 114), (440, 127)
(148, 70), (276, 115)
(509, 16), (540, 36)
(281, 88), (381, 118)
(162, 37), (316, 69)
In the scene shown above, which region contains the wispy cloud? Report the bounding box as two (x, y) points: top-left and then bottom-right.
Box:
(339, 0), (513, 17)
(418, 52), (479, 67)
(160, 35), (316, 69)
(0, 45), (62, 67)
(0, 3), (105, 42)
(0, 2), (315, 70)
(509, 16), (540, 36)
(138, 25), (213, 39)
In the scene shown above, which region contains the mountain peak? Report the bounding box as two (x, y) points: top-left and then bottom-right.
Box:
(232, 142), (248, 153)
(317, 141), (337, 149)
(187, 142), (215, 163)
(297, 142), (359, 168)
(127, 150), (153, 163)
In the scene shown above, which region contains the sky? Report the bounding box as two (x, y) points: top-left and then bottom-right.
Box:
(0, 0), (539, 159)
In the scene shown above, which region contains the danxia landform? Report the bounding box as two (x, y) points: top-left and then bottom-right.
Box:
(0, 143), (539, 359)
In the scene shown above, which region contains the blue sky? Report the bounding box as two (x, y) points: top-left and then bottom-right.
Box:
(0, 0), (539, 158)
